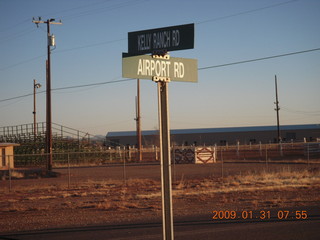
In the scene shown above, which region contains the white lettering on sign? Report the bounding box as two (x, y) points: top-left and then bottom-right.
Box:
(172, 30), (180, 47)
(153, 31), (171, 49)
(137, 59), (172, 77)
(174, 62), (184, 78)
(137, 34), (151, 51)
(123, 55), (197, 82)
(136, 29), (181, 51)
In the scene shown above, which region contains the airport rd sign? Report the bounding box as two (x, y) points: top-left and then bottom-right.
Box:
(122, 54), (198, 82)
(128, 23), (194, 55)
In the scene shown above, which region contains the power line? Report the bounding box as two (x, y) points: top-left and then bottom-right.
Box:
(0, 92), (35, 103)
(55, 38), (126, 54)
(1, 47), (319, 103)
(0, 78), (134, 103)
(45, 0), (113, 18)
(198, 47), (320, 70)
(61, 0), (146, 21)
(0, 18), (30, 32)
(0, 0), (302, 71)
(196, 0), (299, 25)
(52, 78), (134, 91)
(0, 27), (37, 43)
(281, 106), (320, 115)
(0, 54), (46, 71)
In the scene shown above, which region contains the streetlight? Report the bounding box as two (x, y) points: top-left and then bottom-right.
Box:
(33, 79), (41, 140)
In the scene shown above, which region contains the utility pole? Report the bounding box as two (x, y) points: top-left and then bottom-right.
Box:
(33, 17), (62, 171)
(274, 75), (281, 143)
(33, 79), (41, 140)
(135, 79), (142, 162)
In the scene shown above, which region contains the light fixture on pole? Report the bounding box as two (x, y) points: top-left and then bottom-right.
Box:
(33, 79), (41, 139)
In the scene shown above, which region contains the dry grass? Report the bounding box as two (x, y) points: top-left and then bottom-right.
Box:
(0, 168), (319, 214)
(138, 168), (320, 199)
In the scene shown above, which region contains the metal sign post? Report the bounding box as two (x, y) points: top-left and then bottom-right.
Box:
(157, 79), (174, 240)
(123, 23), (196, 240)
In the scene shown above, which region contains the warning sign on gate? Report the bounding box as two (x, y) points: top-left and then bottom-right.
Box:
(195, 147), (216, 164)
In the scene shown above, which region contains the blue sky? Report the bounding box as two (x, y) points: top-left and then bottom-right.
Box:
(1, 0), (319, 135)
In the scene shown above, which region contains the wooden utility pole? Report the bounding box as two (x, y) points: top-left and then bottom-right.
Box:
(32, 17), (62, 171)
(136, 79), (142, 161)
(274, 75), (281, 143)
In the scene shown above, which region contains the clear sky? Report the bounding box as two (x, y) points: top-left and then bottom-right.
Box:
(1, 0), (319, 136)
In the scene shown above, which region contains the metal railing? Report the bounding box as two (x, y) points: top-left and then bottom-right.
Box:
(0, 122), (91, 143)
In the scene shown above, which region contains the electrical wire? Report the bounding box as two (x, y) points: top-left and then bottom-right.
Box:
(0, 18), (30, 32)
(0, 0), (144, 46)
(0, 54), (46, 71)
(0, 27), (37, 43)
(45, 0), (113, 17)
(281, 106), (320, 115)
(61, 0), (146, 21)
(1, 46), (320, 103)
(198, 48), (320, 70)
(55, 38), (127, 54)
(0, 92), (35, 103)
(0, 0), (302, 71)
(0, 79), (135, 103)
(52, 78), (134, 91)
(196, 0), (299, 25)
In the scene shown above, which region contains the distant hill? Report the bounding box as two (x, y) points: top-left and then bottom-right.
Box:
(91, 135), (105, 141)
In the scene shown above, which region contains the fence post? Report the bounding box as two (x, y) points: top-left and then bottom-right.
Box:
(128, 146), (131, 162)
(8, 155), (12, 192)
(307, 143), (309, 166)
(259, 141), (262, 157)
(172, 145), (176, 182)
(236, 141), (240, 159)
(265, 145), (268, 171)
(67, 153), (71, 189)
(123, 153), (126, 186)
(221, 147), (224, 178)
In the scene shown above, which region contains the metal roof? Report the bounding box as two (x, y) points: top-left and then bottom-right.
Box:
(106, 124), (320, 137)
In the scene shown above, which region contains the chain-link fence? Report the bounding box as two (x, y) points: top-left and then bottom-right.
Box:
(1, 142), (319, 169)
(1, 142), (319, 191)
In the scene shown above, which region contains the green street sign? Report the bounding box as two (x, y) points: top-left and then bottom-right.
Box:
(128, 23), (194, 55)
(122, 54), (198, 83)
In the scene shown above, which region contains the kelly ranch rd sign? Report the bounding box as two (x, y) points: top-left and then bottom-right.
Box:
(128, 23), (194, 55)
(122, 54), (198, 82)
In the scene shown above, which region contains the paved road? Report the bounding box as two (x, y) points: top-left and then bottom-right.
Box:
(1, 217), (319, 240)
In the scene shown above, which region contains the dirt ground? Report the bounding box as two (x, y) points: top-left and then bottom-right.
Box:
(0, 162), (319, 234)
